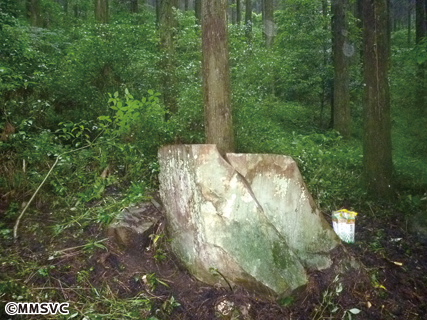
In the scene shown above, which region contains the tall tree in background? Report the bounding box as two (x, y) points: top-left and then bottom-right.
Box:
(27, 0), (40, 27)
(408, 0), (412, 46)
(231, 0), (236, 24)
(195, 0), (201, 24)
(130, 0), (138, 13)
(95, 0), (109, 23)
(237, 0), (241, 24)
(264, 0), (274, 47)
(159, 0), (178, 115)
(362, 0), (393, 198)
(321, 0), (330, 128)
(332, 0), (351, 138)
(245, 0), (252, 39)
(202, 0), (235, 154)
(416, 0), (426, 110)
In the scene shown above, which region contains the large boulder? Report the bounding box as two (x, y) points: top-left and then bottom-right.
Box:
(158, 144), (340, 298)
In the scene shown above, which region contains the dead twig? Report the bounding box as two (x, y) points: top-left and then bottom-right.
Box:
(13, 141), (102, 241)
(13, 156), (59, 240)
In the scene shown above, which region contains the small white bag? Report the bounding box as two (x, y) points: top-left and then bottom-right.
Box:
(332, 209), (358, 243)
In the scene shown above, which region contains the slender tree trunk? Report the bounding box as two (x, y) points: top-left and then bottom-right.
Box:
(94, 0), (109, 23)
(130, 0), (138, 13)
(202, 0), (235, 155)
(156, 0), (160, 25)
(231, 0), (236, 24)
(237, 0), (241, 24)
(184, 0), (188, 11)
(195, 0), (201, 24)
(245, 0), (252, 39)
(356, 0), (363, 59)
(416, 0), (425, 43)
(416, 0), (426, 111)
(159, 0), (178, 115)
(332, 0), (351, 138)
(415, 0), (426, 113)
(74, 4), (79, 18)
(264, 0), (274, 47)
(362, 0), (393, 198)
(28, 0), (40, 27)
(320, 0), (329, 128)
(261, 0), (265, 23)
(408, 1), (412, 46)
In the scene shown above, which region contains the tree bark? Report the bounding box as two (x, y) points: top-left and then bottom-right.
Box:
(320, 0), (330, 128)
(156, 0), (160, 25)
(195, 0), (202, 24)
(416, 0), (426, 111)
(231, 0), (236, 24)
(362, 0), (393, 198)
(27, 0), (40, 27)
(159, 0), (178, 115)
(74, 4), (79, 18)
(94, 0), (109, 23)
(408, 0), (412, 46)
(237, 0), (241, 24)
(130, 0), (138, 13)
(332, 0), (351, 138)
(202, 0), (235, 155)
(416, 0), (425, 43)
(264, 0), (274, 48)
(245, 0), (252, 39)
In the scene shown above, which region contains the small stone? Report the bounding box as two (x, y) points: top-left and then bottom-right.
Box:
(107, 201), (162, 251)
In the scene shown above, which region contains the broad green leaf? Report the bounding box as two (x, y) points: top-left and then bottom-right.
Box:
(349, 308), (361, 314)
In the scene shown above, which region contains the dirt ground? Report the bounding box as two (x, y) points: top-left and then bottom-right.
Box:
(1, 198), (427, 319)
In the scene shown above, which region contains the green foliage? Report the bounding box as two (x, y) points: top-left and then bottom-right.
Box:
(274, 2), (330, 103)
(1, 3), (427, 319)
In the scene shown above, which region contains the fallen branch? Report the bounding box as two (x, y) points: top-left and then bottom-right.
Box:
(13, 142), (99, 241)
(13, 156), (60, 240)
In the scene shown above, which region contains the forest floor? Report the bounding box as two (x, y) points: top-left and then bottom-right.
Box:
(1, 194), (427, 320)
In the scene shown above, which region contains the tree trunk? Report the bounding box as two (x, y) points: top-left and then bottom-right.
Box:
(28, 0), (40, 27)
(417, 0), (426, 43)
(332, 0), (351, 138)
(416, 0), (426, 111)
(362, 0), (393, 198)
(245, 0), (252, 39)
(320, 0), (330, 128)
(264, 0), (274, 47)
(156, 0), (160, 25)
(184, 0), (188, 11)
(94, 0), (109, 23)
(231, 0), (236, 24)
(159, 0), (178, 115)
(195, 0), (201, 24)
(202, 0), (235, 155)
(130, 0), (138, 13)
(262, 0), (265, 25)
(408, 1), (412, 46)
(237, 0), (241, 24)
(74, 4), (79, 18)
